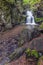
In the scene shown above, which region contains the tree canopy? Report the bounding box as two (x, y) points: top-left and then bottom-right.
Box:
(0, 0), (43, 29)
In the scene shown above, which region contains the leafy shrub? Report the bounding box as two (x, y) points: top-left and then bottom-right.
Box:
(25, 48), (31, 57)
(31, 50), (39, 58)
(23, 0), (41, 8)
(25, 49), (39, 58)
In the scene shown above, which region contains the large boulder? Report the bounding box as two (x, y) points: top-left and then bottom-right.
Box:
(29, 37), (43, 52)
(9, 47), (26, 61)
(20, 28), (40, 42)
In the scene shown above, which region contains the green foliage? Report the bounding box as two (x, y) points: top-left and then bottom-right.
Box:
(23, 0), (30, 4)
(35, 17), (43, 22)
(31, 50), (39, 58)
(0, 0), (24, 26)
(0, 0), (42, 28)
(0, 0), (11, 24)
(25, 49), (39, 58)
(6, 0), (15, 4)
(25, 48), (31, 57)
(23, 0), (41, 8)
(34, 0), (43, 24)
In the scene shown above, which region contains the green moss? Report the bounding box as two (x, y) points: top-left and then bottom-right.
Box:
(31, 50), (39, 58)
(35, 17), (43, 22)
(39, 22), (43, 29)
(23, 0), (40, 5)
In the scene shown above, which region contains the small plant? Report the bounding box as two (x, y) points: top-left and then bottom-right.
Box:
(31, 50), (39, 58)
(25, 48), (31, 57)
(25, 49), (39, 59)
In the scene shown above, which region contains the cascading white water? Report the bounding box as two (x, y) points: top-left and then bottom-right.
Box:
(26, 10), (37, 29)
(26, 10), (35, 24)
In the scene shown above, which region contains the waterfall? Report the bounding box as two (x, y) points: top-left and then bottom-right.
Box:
(26, 10), (35, 24)
(26, 10), (37, 29)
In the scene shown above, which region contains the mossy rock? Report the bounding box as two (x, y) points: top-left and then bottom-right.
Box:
(39, 22), (43, 29)
(9, 47), (26, 61)
(37, 56), (43, 65)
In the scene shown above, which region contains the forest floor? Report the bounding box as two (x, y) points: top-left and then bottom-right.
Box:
(6, 34), (43, 65)
(0, 25), (25, 41)
(0, 25), (43, 65)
